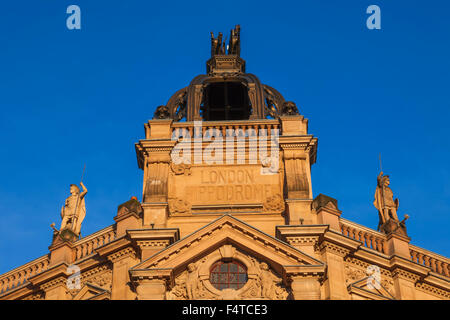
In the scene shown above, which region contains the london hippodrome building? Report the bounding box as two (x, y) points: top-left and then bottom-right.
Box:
(1, 26), (449, 300)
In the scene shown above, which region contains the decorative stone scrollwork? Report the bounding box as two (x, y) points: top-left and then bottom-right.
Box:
(344, 264), (394, 296)
(263, 194), (285, 212)
(344, 265), (365, 285)
(170, 162), (192, 175)
(24, 291), (44, 300)
(168, 198), (192, 215)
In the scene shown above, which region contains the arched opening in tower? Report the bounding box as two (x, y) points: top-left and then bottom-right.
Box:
(201, 82), (251, 121)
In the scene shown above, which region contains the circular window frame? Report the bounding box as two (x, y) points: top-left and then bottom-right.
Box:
(209, 260), (248, 290)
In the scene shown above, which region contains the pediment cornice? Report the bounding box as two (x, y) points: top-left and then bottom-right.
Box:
(130, 215), (325, 284)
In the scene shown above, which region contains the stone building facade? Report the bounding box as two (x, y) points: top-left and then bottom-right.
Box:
(0, 26), (449, 300)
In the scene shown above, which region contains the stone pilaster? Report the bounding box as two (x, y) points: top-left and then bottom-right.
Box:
(127, 228), (179, 261)
(392, 269), (419, 300)
(135, 279), (167, 300)
(290, 275), (321, 300)
(319, 241), (350, 300)
(41, 277), (70, 300)
(108, 247), (139, 300)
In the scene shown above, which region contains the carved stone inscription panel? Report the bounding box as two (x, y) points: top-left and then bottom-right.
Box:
(169, 165), (283, 210)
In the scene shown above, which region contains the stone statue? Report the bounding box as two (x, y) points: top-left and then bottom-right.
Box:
(258, 262), (276, 298)
(185, 263), (199, 300)
(373, 171), (398, 226)
(373, 172), (408, 235)
(60, 182), (87, 237)
(211, 25), (241, 56)
(210, 32), (224, 56)
(228, 25), (241, 55)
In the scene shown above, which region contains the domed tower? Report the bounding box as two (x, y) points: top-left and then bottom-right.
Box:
(152, 25), (302, 122)
(136, 25), (318, 236)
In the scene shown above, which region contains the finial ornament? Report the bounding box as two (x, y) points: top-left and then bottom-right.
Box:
(373, 170), (408, 236)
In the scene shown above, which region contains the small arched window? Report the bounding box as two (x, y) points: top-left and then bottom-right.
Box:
(210, 260), (248, 290)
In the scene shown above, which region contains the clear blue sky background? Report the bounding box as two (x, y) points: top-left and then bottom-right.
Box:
(0, 1), (449, 274)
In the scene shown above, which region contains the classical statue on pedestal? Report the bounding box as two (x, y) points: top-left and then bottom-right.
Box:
(373, 171), (408, 235)
(52, 182), (87, 241)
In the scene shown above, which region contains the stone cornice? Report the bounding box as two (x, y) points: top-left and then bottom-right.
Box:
(0, 283), (33, 300)
(28, 262), (70, 288)
(127, 228), (180, 244)
(322, 229), (361, 253)
(279, 135), (316, 147)
(113, 211), (141, 224)
(107, 247), (137, 263)
(415, 281), (450, 299)
(389, 255), (429, 279)
(131, 215), (325, 272)
(129, 268), (173, 281)
(347, 285), (393, 300)
(16, 263), (72, 295)
(275, 224), (329, 242)
(282, 264), (326, 278)
(421, 273), (450, 292)
(95, 236), (137, 263)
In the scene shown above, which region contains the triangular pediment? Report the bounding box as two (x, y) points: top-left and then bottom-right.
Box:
(72, 283), (110, 300)
(347, 277), (395, 300)
(131, 214), (324, 277)
(130, 215), (326, 300)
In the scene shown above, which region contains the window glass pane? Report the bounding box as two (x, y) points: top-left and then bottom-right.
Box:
(210, 260), (248, 290)
(229, 263), (238, 272)
(229, 273), (238, 283)
(220, 263), (228, 272)
(219, 273), (228, 283)
(210, 273), (219, 283)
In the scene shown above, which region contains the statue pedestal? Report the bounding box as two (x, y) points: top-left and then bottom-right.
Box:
(48, 238), (75, 266)
(386, 231), (411, 259)
(381, 219), (408, 237)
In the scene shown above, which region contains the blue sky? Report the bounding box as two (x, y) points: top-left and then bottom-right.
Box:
(0, 0), (449, 274)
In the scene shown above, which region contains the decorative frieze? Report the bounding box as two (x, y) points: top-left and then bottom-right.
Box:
(320, 242), (350, 257)
(415, 282), (450, 299)
(107, 247), (138, 264)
